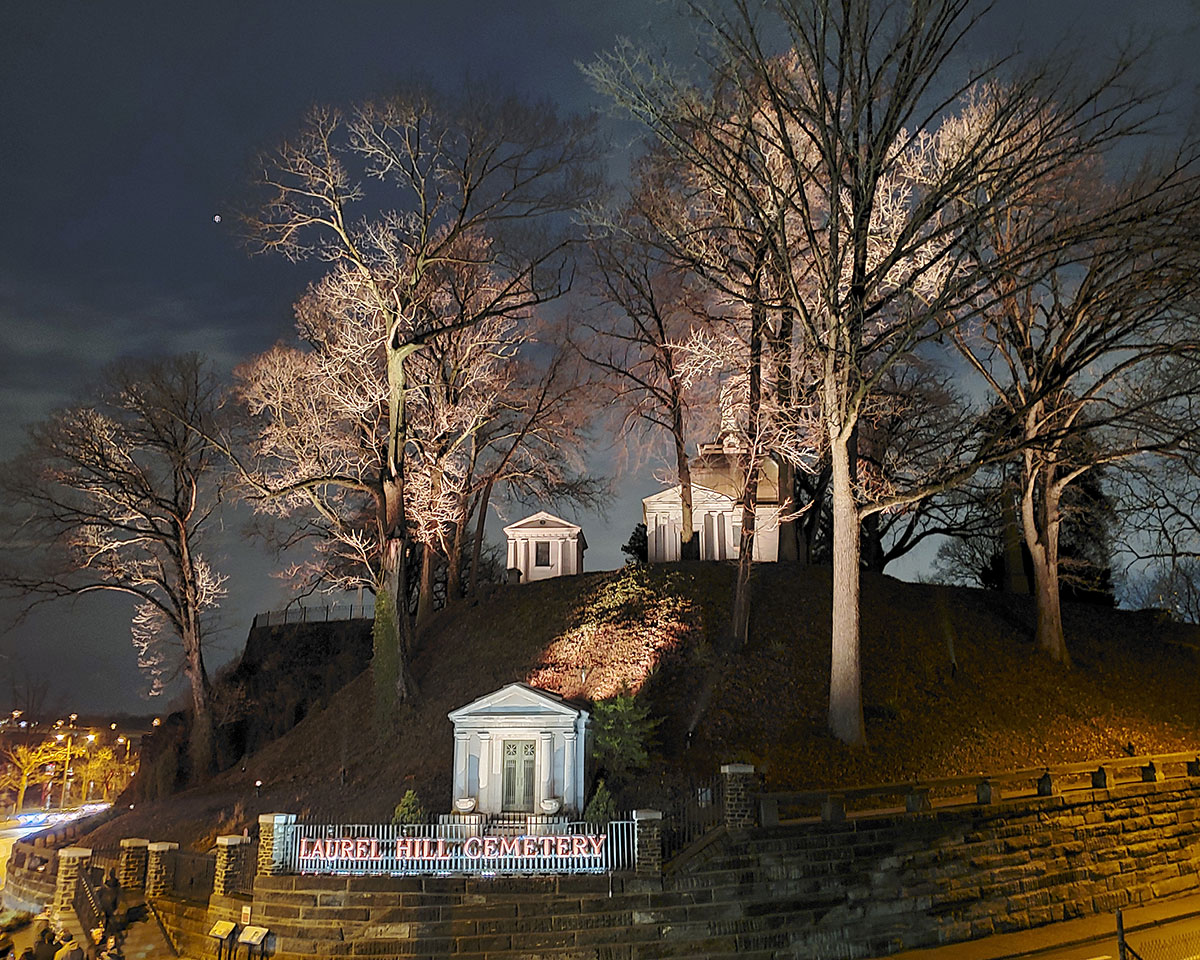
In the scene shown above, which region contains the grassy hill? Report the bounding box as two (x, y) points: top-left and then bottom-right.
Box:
(82, 563), (1200, 850)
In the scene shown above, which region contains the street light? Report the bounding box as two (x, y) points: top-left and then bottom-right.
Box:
(55, 732), (73, 810)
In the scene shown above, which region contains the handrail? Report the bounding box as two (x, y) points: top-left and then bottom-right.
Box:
(760, 749), (1200, 825)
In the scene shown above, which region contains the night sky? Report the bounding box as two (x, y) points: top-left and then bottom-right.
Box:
(1, 1), (1197, 715)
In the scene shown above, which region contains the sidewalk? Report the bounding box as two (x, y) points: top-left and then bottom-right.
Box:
(875, 892), (1200, 960)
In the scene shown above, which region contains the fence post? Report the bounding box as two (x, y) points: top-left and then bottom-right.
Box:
(257, 813), (297, 876)
(633, 810), (663, 878)
(52, 847), (91, 924)
(720, 763), (757, 829)
(145, 842), (178, 898)
(118, 837), (149, 890)
(213, 836), (248, 897)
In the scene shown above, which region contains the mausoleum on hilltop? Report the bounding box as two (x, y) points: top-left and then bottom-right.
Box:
(642, 434), (782, 563)
(447, 682), (590, 819)
(503, 510), (587, 583)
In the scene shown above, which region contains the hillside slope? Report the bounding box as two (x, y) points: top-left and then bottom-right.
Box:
(83, 563), (1200, 849)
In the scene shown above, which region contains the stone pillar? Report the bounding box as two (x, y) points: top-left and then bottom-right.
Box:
(145, 842), (179, 898)
(721, 763), (757, 829)
(563, 731), (577, 812)
(119, 837), (149, 890)
(633, 809), (663, 878)
(214, 836), (248, 897)
(256, 813), (296, 877)
(540, 731), (555, 802)
(453, 732), (470, 800)
(53, 846), (92, 923)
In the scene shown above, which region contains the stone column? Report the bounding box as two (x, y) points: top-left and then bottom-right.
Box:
(257, 813), (296, 877)
(145, 842), (179, 898)
(633, 810), (663, 878)
(721, 763), (757, 829)
(118, 837), (149, 890)
(478, 733), (492, 811)
(540, 731), (554, 803)
(213, 836), (247, 897)
(453, 732), (470, 800)
(563, 731), (577, 813)
(52, 846), (92, 924)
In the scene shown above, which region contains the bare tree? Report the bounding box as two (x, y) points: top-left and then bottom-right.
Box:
(0, 354), (226, 776)
(588, 0), (1154, 743)
(1, 741), (59, 811)
(581, 211), (708, 560)
(954, 140), (1200, 663)
(242, 86), (600, 715)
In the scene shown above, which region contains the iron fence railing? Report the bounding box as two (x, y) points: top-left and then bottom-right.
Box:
(284, 819), (635, 876)
(663, 775), (724, 860)
(227, 841), (258, 897)
(252, 602), (374, 628)
(172, 850), (216, 901)
(73, 864), (103, 940)
(1118, 908), (1200, 960)
(87, 845), (121, 885)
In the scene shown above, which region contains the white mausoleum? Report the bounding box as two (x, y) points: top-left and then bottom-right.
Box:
(642, 436), (781, 563)
(447, 683), (590, 817)
(503, 511), (587, 583)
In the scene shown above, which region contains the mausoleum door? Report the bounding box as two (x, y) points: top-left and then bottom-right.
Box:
(502, 740), (536, 812)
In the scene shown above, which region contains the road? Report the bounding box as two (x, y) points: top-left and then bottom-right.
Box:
(1010, 911), (1200, 960)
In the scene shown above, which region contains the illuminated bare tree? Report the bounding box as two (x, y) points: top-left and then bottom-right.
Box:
(581, 215), (708, 560)
(589, 0), (1155, 743)
(242, 87), (600, 712)
(954, 149), (1200, 663)
(1, 741), (58, 811)
(0, 354), (226, 776)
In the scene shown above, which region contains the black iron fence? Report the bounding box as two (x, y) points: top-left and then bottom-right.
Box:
(1118, 908), (1200, 960)
(252, 602), (374, 628)
(173, 850), (216, 901)
(86, 845), (121, 885)
(227, 842), (258, 896)
(663, 775), (724, 861)
(73, 864), (104, 941)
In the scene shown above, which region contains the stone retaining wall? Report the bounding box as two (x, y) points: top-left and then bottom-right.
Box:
(146, 778), (1200, 959)
(1, 843), (57, 914)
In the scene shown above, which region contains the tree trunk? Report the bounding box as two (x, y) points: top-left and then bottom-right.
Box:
(373, 535), (418, 724)
(777, 461), (799, 562)
(16, 774), (28, 812)
(774, 303), (798, 563)
(729, 456), (761, 650)
(445, 512), (467, 607)
(673, 402), (699, 561)
(1022, 477), (1070, 664)
(469, 478), (494, 597)
(861, 513), (885, 573)
(181, 623), (215, 781)
(828, 433), (865, 745)
(416, 543), (438, 634)
(728, 291), (765, 649)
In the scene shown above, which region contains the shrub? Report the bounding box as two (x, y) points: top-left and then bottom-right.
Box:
(583, 779), (616, 824)
(592, 687), (660, 784)
(391, 789), (425, 825)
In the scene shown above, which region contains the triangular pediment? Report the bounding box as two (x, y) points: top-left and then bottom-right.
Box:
(502, 510), (582, 537)
(642, 483), (735, 508)
(448, 682), (587, 723)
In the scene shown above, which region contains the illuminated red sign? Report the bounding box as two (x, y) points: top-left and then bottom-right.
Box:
(297, 834), (605, 861)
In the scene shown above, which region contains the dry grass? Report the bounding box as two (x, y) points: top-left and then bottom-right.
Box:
(81, 564), (1200, 850)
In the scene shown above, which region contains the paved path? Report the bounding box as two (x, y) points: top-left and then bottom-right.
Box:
(873, 893), (1200, 960)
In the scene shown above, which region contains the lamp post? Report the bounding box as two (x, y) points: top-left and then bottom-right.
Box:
(55, 732), (73, 810)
